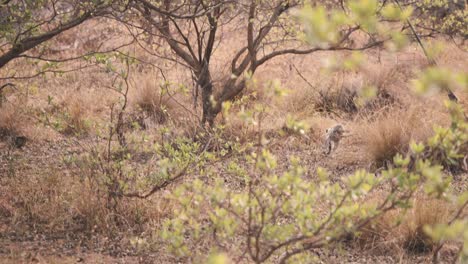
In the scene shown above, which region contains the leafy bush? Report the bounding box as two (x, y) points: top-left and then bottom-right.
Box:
(159, 99), (466, 263)
(158, 2), (468, 262)
(413, 0), (467, 37)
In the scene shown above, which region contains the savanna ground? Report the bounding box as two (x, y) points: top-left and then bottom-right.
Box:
(1, 15), (467, 264)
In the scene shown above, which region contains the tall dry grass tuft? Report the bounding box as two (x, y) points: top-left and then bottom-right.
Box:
(133, 78), (176, 125)
(356, 196), (451, 256)
(64, 99), (90, 135)
(401, 199), (447, 254)
(316, 76), (359, 115)
(0, 104), (22, 139)
(282, 84), (318, 119)
(362, 108), (433, 169)
(359, 65), (400, 112)
(283, 69), (398, 119)
(283, 73), (358, 118)
(365, 114), (411, 168)
(53, 93), (93, 136)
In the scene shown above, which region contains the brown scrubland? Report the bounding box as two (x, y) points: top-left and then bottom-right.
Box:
(0, 2), (467, 264)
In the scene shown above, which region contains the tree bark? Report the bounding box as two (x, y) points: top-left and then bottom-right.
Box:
(199, 70), (215, 126)
(202, 77), (246, 127)
(0, 12), (94, 69)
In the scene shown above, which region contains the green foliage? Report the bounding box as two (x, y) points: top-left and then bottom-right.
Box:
(161, 111), (465, 262)
(158, 2), (468, 262)
(425, 219), (468, 261)
(412, 67), (468, 97)
(297, 0), (413, 51)
(284, 115), (309, 136)
(161, 90), (467, 262)
(206, 252), (230, 264)
(297, 5), (343, 46)
(414, 0), (467, 37)
(422, 101), (468, 172)
(2, 0), (467, 262)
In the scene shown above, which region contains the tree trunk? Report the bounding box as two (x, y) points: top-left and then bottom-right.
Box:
(197, 65), (216, 126)
(201, 81), (216, 127)
(199, 74), (247, 127)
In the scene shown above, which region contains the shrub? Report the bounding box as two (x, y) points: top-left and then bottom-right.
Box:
(133, 78), (175, 125)
(401, 198), (449, 254)
(358, 65), (399, 113)
(0, 104), (21, 139)
(363, 109), (433, 169)
(41, 94), (92, 136)
(0, 170), (173, 236)
(365, 112), (411, 168)
(62, 98), (91, 135)
(287, 67), (398, 119)
(160, 100), (467, 263)
(356, 196), (451, 255)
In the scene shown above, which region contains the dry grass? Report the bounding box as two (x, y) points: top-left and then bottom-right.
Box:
(358, 64), (401, 113)
(132, 77), (177, 125)
(53, 93), (93, 136)
(356, 196), (452, 256)
(364, 113), (411, 168)
(1, 173), (77, 232)
(220, 115), (257, 143)
(361, 108), (434, 169)
(282, 83), (319, 119)
(279, 72), (354, 118)
(282, 66), (400, 120)
(317, 75), (360, 115)
(0, 170), (174, 236)
(63, 100), (90, 135)
(0, 104), (22, 139)
(1, 21), (467, 263)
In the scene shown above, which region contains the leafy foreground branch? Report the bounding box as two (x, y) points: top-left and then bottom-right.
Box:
(161, 101), (467, 263)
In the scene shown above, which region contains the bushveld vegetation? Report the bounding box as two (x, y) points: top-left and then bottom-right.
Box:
(0, 0), (467, 263)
